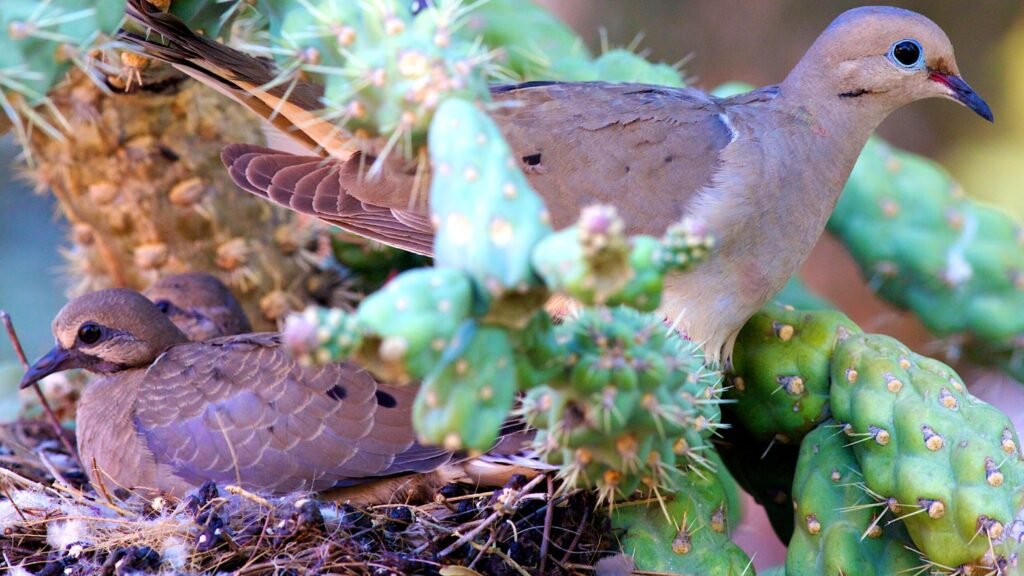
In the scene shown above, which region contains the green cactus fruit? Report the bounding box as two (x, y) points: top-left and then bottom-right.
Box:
(711, 82), (756, 98)
(354, 267), (473, 383)
(458, 0), (589, 80)
(658, 217), (716, 273)
(523, 307), (723, 503)
(727, 305), (861, 443)
(413, 320), (517, 452)
(283, 305), (363, 366)
(829, 136), (1024, 380)
(612, 465), (752, 576)
(787, 424), (920, 576)
(591, 49), (684, 87)
(714, 418), (800, 543)
(508, 310), (563, 390)
(830, 333), (1024, 573)
(429, 98), (552, 325)
(1, 0), (125, 142)
(531, 205), (635, 306)
(604, 235), (667, 312)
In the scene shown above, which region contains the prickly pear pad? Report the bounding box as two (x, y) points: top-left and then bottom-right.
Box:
(830, 333), (1024, 573)
(787, 424), (919, 576)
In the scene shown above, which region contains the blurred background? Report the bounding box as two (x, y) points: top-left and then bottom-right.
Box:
(0, 1), (1022, 378)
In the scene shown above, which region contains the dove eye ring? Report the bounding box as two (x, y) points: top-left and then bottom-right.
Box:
(154, 300), (172, 314)
(890, 39), (923, 69)
(78, 322), (103, 345)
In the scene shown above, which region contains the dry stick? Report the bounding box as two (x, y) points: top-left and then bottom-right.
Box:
(438, 473), (547, 558)
(0, 310), (80, 466)
(537, 474), (555, 575)
(0, 481), (28, 523)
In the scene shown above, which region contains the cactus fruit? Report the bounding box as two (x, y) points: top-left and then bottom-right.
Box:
(0, 0), (125, 147)
(774, 276), (836, 311)
(589, 49), (685, 87)
(412, 320), (517, 452)
(261, 0), (491, 158)
(429, 98), (552, 325)
(830, 333), (1024, 573)
(523, 307), (723, 504)
(611, 466), (752, 575)
(830, 136), (1024, 380)
(726, 305), (861, 443)
(165, 0), (244, 39)
(352, 267), (473, 384)
(787, 424), (920, 576)
(532, 209), (713, 312)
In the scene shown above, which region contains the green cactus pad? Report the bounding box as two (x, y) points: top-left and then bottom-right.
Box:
(787, 423), (920, 576)
(429, 98), (552, 324)
(774, 276), (836, 311)
(412, 320), (517, 452)
(354, 267), (474, 384)
(612, 466), (752, 575)
(830, 137), (1024, 381)
(591, 49), (684, 87)
(727, 305), (861, 443)
(830, 333), (1024, 573)
(167, 0), (241, 39)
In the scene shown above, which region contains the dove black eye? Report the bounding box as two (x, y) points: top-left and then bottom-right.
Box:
(891, 39), (922, 68)
(154, 300), (172, 314)
(78, 322), (103, 345)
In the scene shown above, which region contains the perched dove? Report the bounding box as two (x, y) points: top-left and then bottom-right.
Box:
(122, 3), (992, 363)
(20, 289), (455, 497)
(143, 272), (252, 341)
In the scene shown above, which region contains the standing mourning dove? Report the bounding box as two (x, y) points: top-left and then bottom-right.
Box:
(122, 3), (992, 363)
(19, 288), (456, 497)
(143, 272), (252, 341)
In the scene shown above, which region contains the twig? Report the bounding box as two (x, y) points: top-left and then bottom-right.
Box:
(558, 503), (590, 567)
(538, 474), (555, 574)
(1, 310), (81, 466)
(0, 481), (28, 523)
(438, 473), (546, 558)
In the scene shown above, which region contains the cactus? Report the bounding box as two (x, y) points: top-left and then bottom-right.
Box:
(726, 305), (861, 443)
(164, 0), (245, 39)
(354, 267), (473, 384)
(611, 464), (752, 575)
(787, 424), (920, 576)
(429, 97), (552, 325)
(22, 68), (326, 331)
(830, 136), (1024, 381)
(412, 320), (518, 452)
(715, 419), (800, 543)
(458, 0), (589, 80)
(0, 0), (124, 150)
(523, 307), (724, 504)
(830, 333), (1024, 573)
(258, 0), (491, 159)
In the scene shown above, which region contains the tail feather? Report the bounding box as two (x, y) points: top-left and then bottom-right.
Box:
(121, 0), (352, 157)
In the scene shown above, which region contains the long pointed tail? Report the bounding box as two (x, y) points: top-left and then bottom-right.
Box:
(120, 0), (354, 157)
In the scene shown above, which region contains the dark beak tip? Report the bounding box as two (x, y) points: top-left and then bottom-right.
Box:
(19, 346), (73, 389)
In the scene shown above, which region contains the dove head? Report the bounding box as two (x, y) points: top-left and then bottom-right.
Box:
(144, 272), (252, 341)
(783, 6), (992, 122)
(20, 289), (189, 388)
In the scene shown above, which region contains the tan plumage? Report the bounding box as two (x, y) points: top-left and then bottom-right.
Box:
(143, 272), (252, 341)
(122, 2), (992, 363)
(21, 289), (452, 497)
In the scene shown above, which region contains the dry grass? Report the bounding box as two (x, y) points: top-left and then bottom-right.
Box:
(0, 420), (614, 575)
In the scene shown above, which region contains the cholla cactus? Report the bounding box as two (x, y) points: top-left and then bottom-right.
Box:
(830, 136), (1024, 381)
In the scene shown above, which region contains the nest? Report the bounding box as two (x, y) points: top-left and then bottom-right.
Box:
(0, 420), (616, 575)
